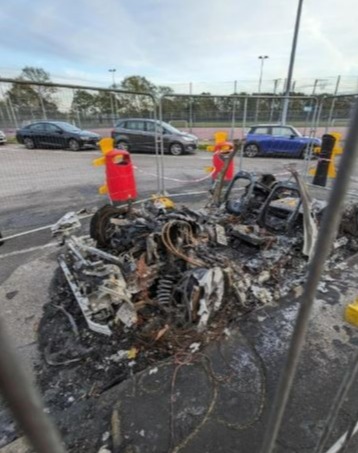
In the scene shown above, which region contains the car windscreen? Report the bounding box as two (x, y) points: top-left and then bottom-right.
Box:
(54, 122), (81, 132)
(291, 127), (302, 137)
(161, 123), (181, 134)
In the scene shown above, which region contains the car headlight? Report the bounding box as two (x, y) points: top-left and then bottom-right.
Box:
(80, 136), (90, 140)
(183, 136), (194, 142)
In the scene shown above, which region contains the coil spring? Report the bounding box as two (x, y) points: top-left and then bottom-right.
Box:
(156, 276), (177, 304)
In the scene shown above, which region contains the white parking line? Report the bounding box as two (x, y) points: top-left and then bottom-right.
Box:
(0, 242), (58, 259)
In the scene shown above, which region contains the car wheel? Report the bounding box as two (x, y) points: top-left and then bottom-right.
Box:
(116, 140), (130, 151)
(90, 204), (129, 247)
(24, 137), (35, 150)
(68, 139), (80, 151)
(244, 143), (259, 157)
(169, 142), (184, 156)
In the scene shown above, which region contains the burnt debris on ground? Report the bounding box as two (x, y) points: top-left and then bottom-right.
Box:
(36, 171), (358, 411)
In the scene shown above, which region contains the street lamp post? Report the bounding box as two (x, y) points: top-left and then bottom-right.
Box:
(326, 75), (341, 133)
(269, 78), (281, 122)
(258, 55), (269, 93)
(108, 69), (117, 125)
(281, 0), (304, 125)
(108, 68), (117, 88)
(255, 55), (269, 122)
(303, 78), (327, 135)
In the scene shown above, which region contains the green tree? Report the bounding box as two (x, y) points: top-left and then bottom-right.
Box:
(6, 67), (59, 123)
(71, 90), (97, 116)
(117, 76), (155, 116)
(120, 75), (156, 94)
(20, 67), (58, 118)
(156, 85), (174, 98)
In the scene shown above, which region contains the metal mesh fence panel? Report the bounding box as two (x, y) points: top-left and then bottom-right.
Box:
(163, 76), (358, 97)
(2, 77), (357, 245)
(158, 93), (248, 195)
(0, 78), (161, 241)
(305, 94), (358, 197)
(159, 94), (320, 191)
(320, 94), (357, 136)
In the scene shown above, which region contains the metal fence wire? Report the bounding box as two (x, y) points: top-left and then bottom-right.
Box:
(1, 78), (358, 452)
(0, 78), (162, 236)
(159, 93), (320, 186)
(2, 76), (355, 240)
(320, 94), (358, 134)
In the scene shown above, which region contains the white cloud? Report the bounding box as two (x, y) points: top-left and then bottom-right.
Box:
(0, 0), (357, 90)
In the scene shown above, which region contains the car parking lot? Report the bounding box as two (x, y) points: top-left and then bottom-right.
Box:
(1, 143), (358, 453)
(1, 140), (358, 272)
(0, 143), (310, 234)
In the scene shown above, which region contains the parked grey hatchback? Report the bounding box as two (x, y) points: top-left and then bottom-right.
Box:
(111, 119), (198, 155)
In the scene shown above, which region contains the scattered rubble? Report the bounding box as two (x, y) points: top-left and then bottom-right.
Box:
(52, 172), (358, 343)
(35, 173), (358, 411)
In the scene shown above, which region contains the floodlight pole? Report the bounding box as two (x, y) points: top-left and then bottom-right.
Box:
(255, 55), (269, 122)
(281, 0), (304, 125)
(108, 68), (117, 125)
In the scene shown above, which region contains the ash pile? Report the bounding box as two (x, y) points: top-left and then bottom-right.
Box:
(37, 170), (358, 403)
(52, 171), (358, 343)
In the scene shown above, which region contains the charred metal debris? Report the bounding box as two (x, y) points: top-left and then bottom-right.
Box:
(53, 172), (358, 348)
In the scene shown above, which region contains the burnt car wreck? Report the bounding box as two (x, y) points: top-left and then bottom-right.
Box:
(52, 170), (357, 350)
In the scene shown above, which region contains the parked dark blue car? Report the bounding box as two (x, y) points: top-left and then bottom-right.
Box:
(244, 124), (321, 158)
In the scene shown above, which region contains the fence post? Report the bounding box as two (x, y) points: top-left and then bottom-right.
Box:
(110, 91), (115, 126)
(189, 82), (193, 133)
(303, 97), (322, 181)
(158, 97), (165, 194)
(269, 79), (280, 122)
(7, 96), (18, 128)
(38, 93), (47, 120)
(239, 96), (248, 171)
(230, 81), (238, 141)
(259, 98), (358, 453)
(0, 319), (66, 453)
(325, 75), (341, 134)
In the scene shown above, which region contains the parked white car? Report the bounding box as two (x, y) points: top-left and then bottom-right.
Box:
(0, 130), (6, 145)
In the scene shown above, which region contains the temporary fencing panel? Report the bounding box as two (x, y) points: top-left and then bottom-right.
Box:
(158, 93), (320, 191)
(304, 94), (358, 197)
(2, 77), (358, 453)
(0, 78), (160, 243)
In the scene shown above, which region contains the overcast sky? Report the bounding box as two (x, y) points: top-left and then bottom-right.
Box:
(0, 0), (357, 91)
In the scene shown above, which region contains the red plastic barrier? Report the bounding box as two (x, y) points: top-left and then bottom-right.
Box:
(105, 149), (137, 202)
(212, 141), (235, 181)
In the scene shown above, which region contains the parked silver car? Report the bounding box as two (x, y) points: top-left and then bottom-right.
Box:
(111, 119), (198, 156)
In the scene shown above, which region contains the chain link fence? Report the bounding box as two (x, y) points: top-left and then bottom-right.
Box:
(0, 78), (162, 239)
(2, 77), (358, 453)
(159, 93), (320, 186)
(1, 76), (358, 240)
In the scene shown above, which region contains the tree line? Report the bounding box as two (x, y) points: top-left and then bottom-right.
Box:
(0, 67), (355, 127)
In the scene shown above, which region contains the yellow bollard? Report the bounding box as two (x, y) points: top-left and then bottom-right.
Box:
(207, 131), (229, 152)
(92, 137), (115, 195)
(214, 131), (228, 144)
(327, 132), (343, 178)
(99, 137), (115, 154)
(309, 132), (343, 179)
(99, 184), (108, 195)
